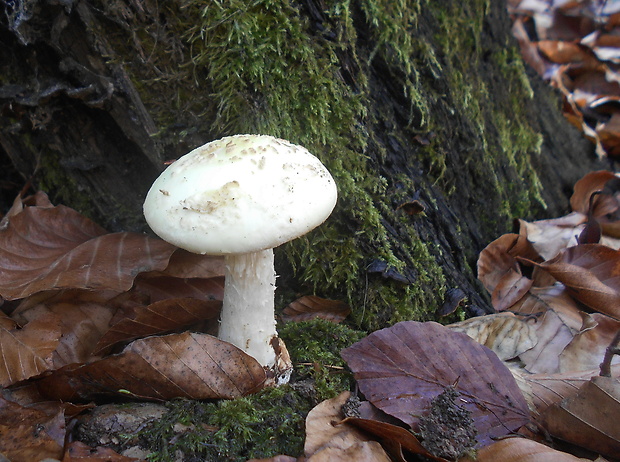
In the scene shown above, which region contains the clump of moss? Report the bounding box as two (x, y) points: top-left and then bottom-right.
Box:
(139, 386), (315, 462)
(279, 318), (367, 401)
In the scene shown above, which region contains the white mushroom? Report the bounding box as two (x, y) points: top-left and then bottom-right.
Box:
(143, 134), (338, 383)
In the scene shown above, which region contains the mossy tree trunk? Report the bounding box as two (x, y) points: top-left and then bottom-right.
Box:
(0, 0), (604, 330)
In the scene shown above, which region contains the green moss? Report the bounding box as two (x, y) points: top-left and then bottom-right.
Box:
(422, 0), (545, 225)
(139, 386), (315, 462)
(279, 319), (367, 401)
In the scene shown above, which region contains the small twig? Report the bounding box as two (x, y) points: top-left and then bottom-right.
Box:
(599, 329), (620, 377)
(297, 362), (345, 371)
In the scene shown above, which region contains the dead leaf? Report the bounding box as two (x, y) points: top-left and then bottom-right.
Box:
(559, 313), (620, 372)
(37, 332), (266, 401)
(246, 456), (297, 462)
(477, 233), (539, 310)
(157, 249), (225, 279)
(541, 375), (620, 459)
(130, 275), (225, 304)
(11, 290), (116, 366)
(0, 198), (177, 300)
(0, 312), (62, 387)
(512, 365), (620, 419)
(281, 296), (351, 323)
(307, 441), (391, 462)
(519, 309), (576, 374)
(569, 170), (619, 217)
(518, 213), (587, 261)
(0, 395), (65, 462)
(510, 284), (584, 326)
(340, 321), (531, 447)
(62, 441), (143, 461)
(93, 297), (221, 355)
(448, 312), (537, 360)
(461, 437), (593, 461)
(304, 392), (372, 457)
(343, 417), (448, 462)
(530, 244), (620, 319)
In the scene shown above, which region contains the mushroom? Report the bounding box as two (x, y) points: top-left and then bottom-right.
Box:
(143, 134), (337, 383)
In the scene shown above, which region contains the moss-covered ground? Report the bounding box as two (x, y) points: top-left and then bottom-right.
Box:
(134, 319), (366, 461)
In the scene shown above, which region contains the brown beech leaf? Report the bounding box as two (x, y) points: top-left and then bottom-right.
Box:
(541, 375), (620, 459)
(448, 313), (537, 361)
(63, 441), (143, 461)
(281, 295), (351, 323)
(461, 437), (592, 462)
(570, 170), (620, 217)
(512, 365), (620, 419)
(518, 213), (587, 261)
(11, 290), (116, 367)
(304, 391), (370, 456)
(307, 442), (391, 462)
(537, 40), (599, 67)
(519, 309), (576, 374)
(477, 233), (539, 301)
(510, 284), (584, 328)
(492, 268), (534, 311)
(530, 244), (620, 319)
(0, 199), (177, 300)
(559, 313), (620, 372)
(37, 332), (266, 401)
(343, 417), (449, 462)
(0, 312), (62, 387)
(304, 392), (391, 462)
(341, 321), (531, 448)
(0, 395), (65, 461)
(93, 297), (221, 355)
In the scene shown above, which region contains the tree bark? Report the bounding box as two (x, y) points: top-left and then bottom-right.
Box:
(0, 0), (605, 329)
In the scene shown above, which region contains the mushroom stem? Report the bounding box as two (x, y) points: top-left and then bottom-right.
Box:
(218, 248), (278, 368)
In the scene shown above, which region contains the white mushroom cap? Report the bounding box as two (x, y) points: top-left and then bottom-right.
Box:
(143, 134), (338, 254)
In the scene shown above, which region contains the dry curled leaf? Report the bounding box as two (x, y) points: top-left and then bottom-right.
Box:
(304, 392), (370, 456)
(477, 233), (538, 304)
(341, 321), (531, 448)
(37, 332), (266, 401)
(530, 244), (620, 319)
(518, 213), (587, 261)
(569, 170), (620, 218)
(344, 415), (449, 462)
(304, 392), (391, 462)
